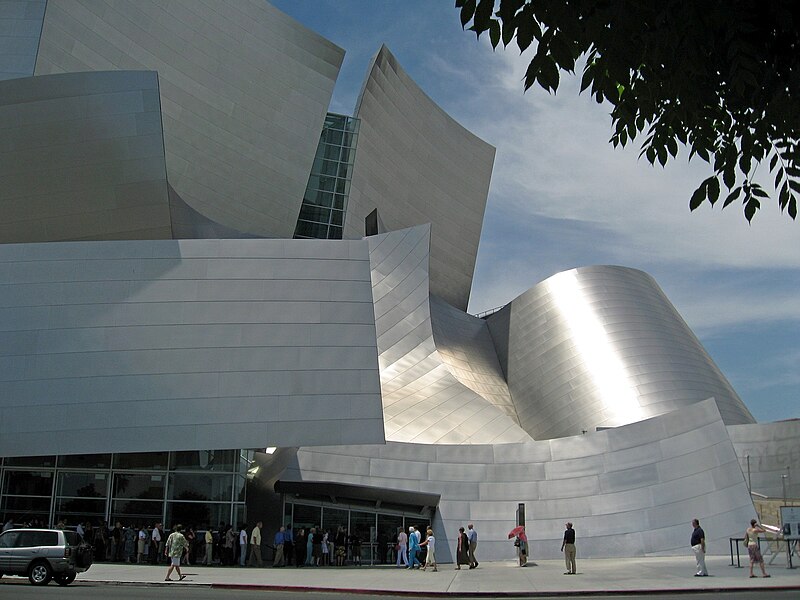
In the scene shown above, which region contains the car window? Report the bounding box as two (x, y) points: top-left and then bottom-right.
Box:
(64, 531), (81, 546)
(15, 531), (59, 547)
(0, 531), (20, 548)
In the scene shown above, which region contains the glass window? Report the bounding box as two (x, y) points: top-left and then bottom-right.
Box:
(233, 476), (246, 503)
(165, 502), (230, 529)
(337, 162), (352, 179)
(0, 495), (51, 517)
(0, 530), (19, 548)
(322, 507), (348, 535)
(330, 209), (344, 226)
(113, 452), (168, 470)
(56, 472), (107, 498)
(332, 194), (346, 210)
(169, 450), (236, 472)
(294, 221), (329, 239)
(350, 511), (376, 543)
(299, 205), (332, 225)
(335, 178), (350, 195)
(2, 470), (54, 496)
(321, 143), (342, 161)
(168, 473), (232, 502)
(15, 530), (58, 547)
(111, 499), (162, 524)
(306, 188), (334, 207)
(113, 474), (165, 500)
(292, 503), (321, 530)
(57, 454), (111, 469)
(55, 498), (106, 521)
(323, 128), (344, 146)
(4, 456), (56, 468)
(328, 225), (343, 240)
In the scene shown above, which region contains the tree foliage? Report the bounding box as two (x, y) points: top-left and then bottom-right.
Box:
(456, 0), (800, 222)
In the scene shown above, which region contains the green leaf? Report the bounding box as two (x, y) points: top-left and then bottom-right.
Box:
(489, 20), (501, 48)
(689, 182), (707, 210)
(707, 176), (720, 205)
(723, 186), (742, 208)
(459, 0), (477, 28)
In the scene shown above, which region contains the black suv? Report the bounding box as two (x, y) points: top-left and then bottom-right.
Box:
(0, 528), (93, 585)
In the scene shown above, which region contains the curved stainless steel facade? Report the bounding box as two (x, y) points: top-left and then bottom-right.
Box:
(369, 225), (530, 444)
(285, 399), (755, 558)
(346, 46), (495, 311)
(0, 238), (385, 457)
(728, 421), (800, 499)
(34, 0), (344, 238)
(0, 70), (172, 243)
(487, 266), (756, 440)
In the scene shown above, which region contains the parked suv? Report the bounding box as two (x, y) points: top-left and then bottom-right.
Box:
(0, 528), (92, 585)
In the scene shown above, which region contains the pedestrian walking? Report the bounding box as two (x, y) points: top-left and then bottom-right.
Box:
(420, 528), (437, 571)
(467, 523), (478, 568)
(164, 524), (188, 581)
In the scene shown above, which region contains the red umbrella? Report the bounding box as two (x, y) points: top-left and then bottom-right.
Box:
(507, 526), (525, 539)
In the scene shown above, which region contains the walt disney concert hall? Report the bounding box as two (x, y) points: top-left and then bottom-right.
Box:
(0, 0), (797, 562)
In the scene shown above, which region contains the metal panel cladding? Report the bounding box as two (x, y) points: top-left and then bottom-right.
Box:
(369, 225), (530, 444)
(728, 420), (800, 499)
(0, 70), (172, 243)
(487, 265), (755, 440)
(347, 46), (495, 311)
(288, 399), (755, 559)
(0, 238), (385, 457)
(34, 0), (344, 238)
(0, 0), (46, 81)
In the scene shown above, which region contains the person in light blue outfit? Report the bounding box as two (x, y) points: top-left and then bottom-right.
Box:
(407, 526), (422, 569)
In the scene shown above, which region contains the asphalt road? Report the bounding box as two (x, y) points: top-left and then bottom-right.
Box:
(0, 580), (797, 600)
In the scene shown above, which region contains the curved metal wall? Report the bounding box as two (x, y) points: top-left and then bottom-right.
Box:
(285, 398), (755, 559)
(369, 225), (530, 444)
(487, 266), (755, 440)
(347, 46), (495, 311)
(0, 70), (172, 243)
(0, 0), (45, 81)
(34, 0), (344, 238)
(0, 238), (385, 457)
(728, 421), (800, 499)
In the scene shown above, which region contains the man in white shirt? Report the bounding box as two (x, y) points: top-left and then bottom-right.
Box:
(151, 523), (163, 565)
(239, 526), (248, 566)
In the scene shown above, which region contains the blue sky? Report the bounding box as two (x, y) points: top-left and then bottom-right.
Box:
(271, 1), (800, 423)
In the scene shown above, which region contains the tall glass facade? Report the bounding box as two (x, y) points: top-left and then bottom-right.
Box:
(0, 450), (251, 528)
(293, 113), (360, 240)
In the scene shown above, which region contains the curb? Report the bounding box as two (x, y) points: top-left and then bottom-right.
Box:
(209, 583), (800, 597)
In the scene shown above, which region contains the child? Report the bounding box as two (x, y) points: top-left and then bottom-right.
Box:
(420, 528), (437, 572)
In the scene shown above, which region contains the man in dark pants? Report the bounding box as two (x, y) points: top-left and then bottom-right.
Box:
(561, 522), (576, 574)
(283, 524), (294, 566)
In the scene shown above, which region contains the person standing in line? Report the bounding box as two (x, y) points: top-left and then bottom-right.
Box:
(204, 527), (214, 566)
(164, 524), (188, 581)
(396, 527), (409, 567)
(561, 522), (577, 575)
(239, 524), (248, 566)
(466, 523), (479, 569)
(248, 521), (263, 567)
(407, 526), (422, 569)
(690, 519), (707, 576)
(273, 526), (285, 566)
(137, 525), (147, 564)
(745, 519), (770, 578)
(284, 524), (294, 566)
(455, 527), (470, 570)
(150, 523), (161, 564)
(419, 528), (438, 572)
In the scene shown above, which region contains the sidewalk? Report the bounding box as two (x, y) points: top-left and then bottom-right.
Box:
(77, 556), (799, 596)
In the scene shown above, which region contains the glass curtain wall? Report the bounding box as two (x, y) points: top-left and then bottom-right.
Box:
(0, 450), (251, 529)
(293, 113), (360, 240)
(284, 499), (431, 566)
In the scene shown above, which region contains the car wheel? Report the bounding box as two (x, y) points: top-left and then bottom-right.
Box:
(28, 561), (52, 585)
(55, 572), (77, 586)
